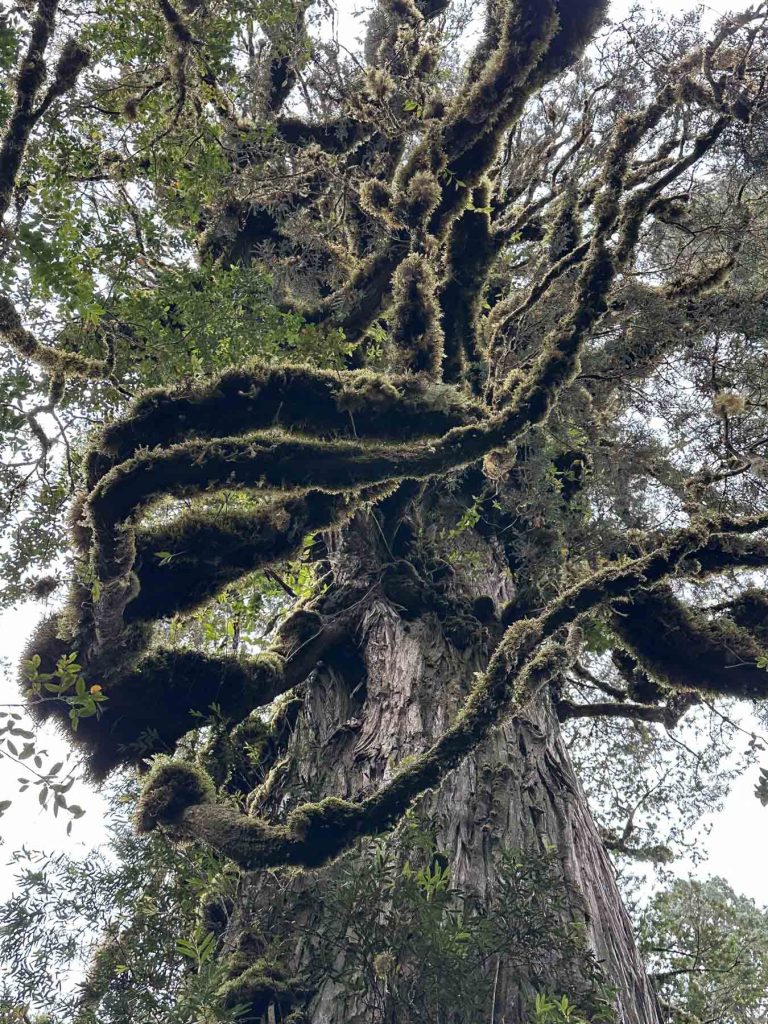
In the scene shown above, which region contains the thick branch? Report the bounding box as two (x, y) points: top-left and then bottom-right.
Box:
(25, 589), (365, 779)
(612, 584), (768, 702)
(86, 364), (484, 487)
(0, 0), (58, 221)
(128, 490), (371, 622)
(135, 515), (766, 867)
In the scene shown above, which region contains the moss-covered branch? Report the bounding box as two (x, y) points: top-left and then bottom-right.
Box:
(429, 0), (608, 239)
(87, 364), (483, 486)
(24, 588), (363, 779)
(612, 584), (768, 702)
(129, 490), (370, 622)
(0, 0), (58, 220)
(303, 0), (608, 346)
(135, 514), (765, 868)
(0, 294), (110, 379)
(439, 181), (496, 384)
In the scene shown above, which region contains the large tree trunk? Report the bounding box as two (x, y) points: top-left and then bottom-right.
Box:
(221, 499), (662, 1024)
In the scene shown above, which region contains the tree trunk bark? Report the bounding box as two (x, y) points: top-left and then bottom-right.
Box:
(222, 504), (662, 1024)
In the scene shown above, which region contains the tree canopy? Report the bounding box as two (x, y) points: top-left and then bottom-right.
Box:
(3, 0), (768, 1020)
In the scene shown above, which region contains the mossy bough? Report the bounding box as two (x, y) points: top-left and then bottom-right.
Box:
(22, 585), (363, 779)
(87, 363), (484, 487)
(136, 516), (768, 869)
(135, 758), (215, 832)
(612, 584), (768, 701)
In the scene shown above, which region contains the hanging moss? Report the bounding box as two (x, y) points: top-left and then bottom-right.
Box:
(26, 641), (286, 779)
(611, 648), (666, 705)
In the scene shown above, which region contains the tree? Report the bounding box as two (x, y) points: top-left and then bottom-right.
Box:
(3, 0), (768, 1020)
(639, 877), (768, 1024)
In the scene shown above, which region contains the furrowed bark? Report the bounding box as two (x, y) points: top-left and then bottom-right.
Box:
(215, 509), (663, 1024)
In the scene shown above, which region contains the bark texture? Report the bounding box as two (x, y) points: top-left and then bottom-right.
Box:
(222, 504), (663, 1024)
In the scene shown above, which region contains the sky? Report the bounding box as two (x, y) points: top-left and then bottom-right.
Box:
(1, 0), (768, 927)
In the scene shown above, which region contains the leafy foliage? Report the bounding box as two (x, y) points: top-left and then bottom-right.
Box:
(0, 780), (242, 1024)
(638, 877), (768, 1024)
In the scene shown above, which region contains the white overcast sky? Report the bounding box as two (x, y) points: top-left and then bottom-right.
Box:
(2, 0), (768, 913)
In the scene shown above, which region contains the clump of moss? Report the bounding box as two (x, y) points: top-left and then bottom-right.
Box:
(288, 796), (360, 863)
(279, 608), (323, 654)
(712, 391), (746, 417)
(135, 758), (215, 834)
(359, 178), (397, 226)
(401, 169), (442, 225)
(217, 959), (307, 1017)
(390, 254), (444, 376)
(337, 374), (401, 412)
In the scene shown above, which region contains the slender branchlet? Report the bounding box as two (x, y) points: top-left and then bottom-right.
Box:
(0, 294), (108, 378)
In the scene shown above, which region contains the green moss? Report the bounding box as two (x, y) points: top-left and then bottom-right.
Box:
(390, 254), (445, 377)
(217, 959), (306, 1015)
(612, 585), (768, 701)
(290, 796), (359, 842)
(399, 169), (442, 225)
(135, 758), (215, 833)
